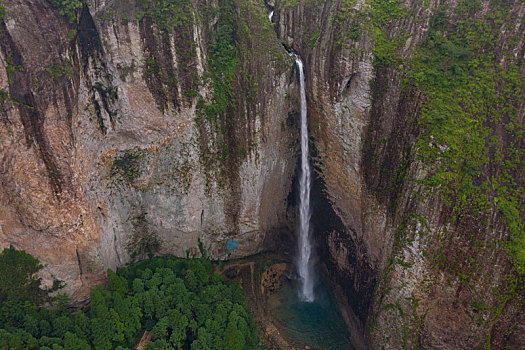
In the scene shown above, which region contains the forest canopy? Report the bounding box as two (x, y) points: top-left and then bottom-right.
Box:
(0, 248), (260, 350)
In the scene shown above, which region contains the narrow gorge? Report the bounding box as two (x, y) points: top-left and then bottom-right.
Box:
(0, 0), (524, 349)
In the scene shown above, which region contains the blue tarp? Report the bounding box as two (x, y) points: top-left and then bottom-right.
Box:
(227, 240), (238, 249)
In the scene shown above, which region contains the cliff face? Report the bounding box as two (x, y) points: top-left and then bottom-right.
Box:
(0, 0), (299, 301)
(275, 0), (524, 348)
(1, 0), (524, 348)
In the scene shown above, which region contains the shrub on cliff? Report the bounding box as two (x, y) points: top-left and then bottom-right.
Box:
(48, 0), (83, 23)
(0, 1), (5, 19)
(49, 0), (83, 23)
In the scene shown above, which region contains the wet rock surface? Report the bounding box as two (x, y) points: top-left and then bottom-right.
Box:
(261, 262), (290, 296)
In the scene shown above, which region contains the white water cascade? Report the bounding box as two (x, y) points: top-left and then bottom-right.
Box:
(266, 5), (314, 302)
(294, 55), (315, 302)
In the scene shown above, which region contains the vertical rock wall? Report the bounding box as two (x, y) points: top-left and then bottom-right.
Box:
(274, 0), (524, 348)
(0, 0), (523, 348)
(0, 0), (299, 301)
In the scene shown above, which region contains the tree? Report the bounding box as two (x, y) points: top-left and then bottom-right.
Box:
(63, 332), (90, 350)
(223, 320), (245, 350)
(48, 0), (83, 23)
(51, 315), (73, 338)
(151, 316), (170, 340)
(191, 327), (213, 350)
(107, 269), (128, 295)
(0, 247), (45, 304)
(23, 313), (40, 337)
(167, 310), (188, 348)
(146, 339), (172, 350)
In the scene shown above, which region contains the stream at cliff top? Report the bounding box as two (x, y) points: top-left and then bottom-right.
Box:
(267, 278), (354, 350)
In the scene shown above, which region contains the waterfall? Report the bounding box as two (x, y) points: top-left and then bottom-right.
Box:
(266, 6), (314, 302)
(294, 55), (315, 302)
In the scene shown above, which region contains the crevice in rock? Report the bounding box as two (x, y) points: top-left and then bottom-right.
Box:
(75, 247), (85, 291)
(138, 16), (180, 112)
(362, 67), (422, 213)
(77, 4), (104, 73)
(113, 234), (122, 266)
(77, 5), (120, 134)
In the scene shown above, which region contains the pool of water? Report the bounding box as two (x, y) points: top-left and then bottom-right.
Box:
(267, 279), (354, 350)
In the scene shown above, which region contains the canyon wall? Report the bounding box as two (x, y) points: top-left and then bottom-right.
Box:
(274, 0), (524, 348)
(0, 0), (524, 348)
(0, 0), (299, 301)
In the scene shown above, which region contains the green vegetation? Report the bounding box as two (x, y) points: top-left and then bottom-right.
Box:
(365, 7), (524, 344)
(4, 56), (18, 85)
(110, 149), (146, 185)
(0, 88), (8, 104)
(196, 0), (240, 125)
(279, 0), (300, 9)
(368, 0), (409, 66)
(0, 248), (261, 349)
(136, 0), (193, 30)
(45, 63), (73, 81)
(48, 0), (83, 23)
(192, 0), (284, 184)
(0, 1), (6, 19)
(405, 1), (524, 273)
(368, 0), (524, 274)
(305, 29), (320, 49)
(194, 0), (257, 184)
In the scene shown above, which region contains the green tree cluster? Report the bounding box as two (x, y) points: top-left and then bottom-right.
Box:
(48, 0), (83, 23)
(0, 248), (260, 349)
(0, 246), (61, 305)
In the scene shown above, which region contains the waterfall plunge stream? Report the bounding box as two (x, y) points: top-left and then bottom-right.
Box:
(294, 56), (315, 302)
(264, 9), (355, 349)
(267, 7), (314, 302)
